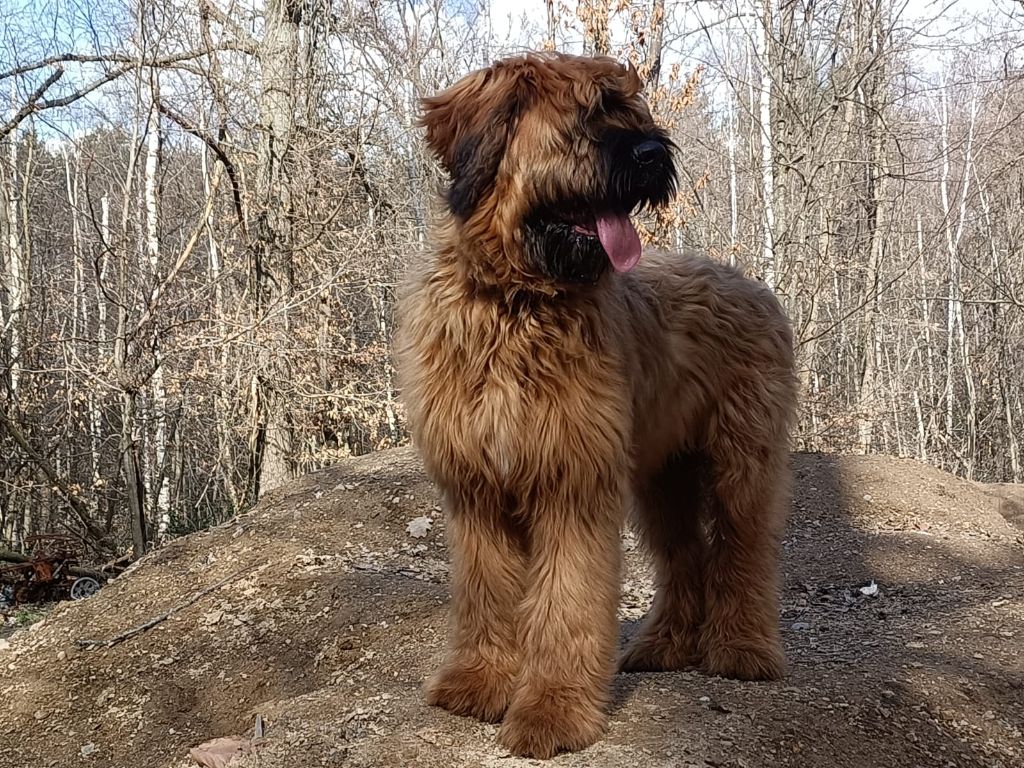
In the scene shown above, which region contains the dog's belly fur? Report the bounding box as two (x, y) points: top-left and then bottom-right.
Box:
(398, 247), (793, 497)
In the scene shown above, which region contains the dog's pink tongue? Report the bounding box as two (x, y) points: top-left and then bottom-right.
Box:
(596, 213), (642, 272)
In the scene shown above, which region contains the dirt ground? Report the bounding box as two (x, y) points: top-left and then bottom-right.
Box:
(1, 448), (1022, 768)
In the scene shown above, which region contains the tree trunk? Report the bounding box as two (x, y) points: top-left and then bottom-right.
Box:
(938, 75), (978, 474)
(855, 0), (890, 455)
(2, 102), (26, 397)
(115, 71), (147, 557)
(544, 0), (557, 51)
(580, 0), (611, 56)
(252, 0), (302, 499)
(757, 0), (776, 289)
(644, 0), (665, 90)
(121, 391), (148, 559)
(144, 93), (171, 539)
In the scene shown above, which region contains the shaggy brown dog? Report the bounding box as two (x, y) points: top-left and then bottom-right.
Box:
(396, 52), (797, 759)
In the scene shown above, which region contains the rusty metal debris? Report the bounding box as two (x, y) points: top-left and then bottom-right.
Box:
(0, 535), (112, 606)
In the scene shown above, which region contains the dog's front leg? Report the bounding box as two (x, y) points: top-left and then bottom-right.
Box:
(498, 482), (624, 759)
(425, 485), (526, 723)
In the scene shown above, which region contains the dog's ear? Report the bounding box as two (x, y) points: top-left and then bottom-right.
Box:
(624, 61), (643, 96)
(420, 65), (527, 218)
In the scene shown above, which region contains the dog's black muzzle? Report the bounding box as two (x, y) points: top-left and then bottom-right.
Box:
(603, 128), (678, 212)
(523, 129), (678, 286)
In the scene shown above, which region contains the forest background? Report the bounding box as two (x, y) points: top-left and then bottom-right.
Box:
(1, 0), (1022, 559)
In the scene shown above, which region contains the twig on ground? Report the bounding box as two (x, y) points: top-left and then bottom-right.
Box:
(76, 563), (263, 649)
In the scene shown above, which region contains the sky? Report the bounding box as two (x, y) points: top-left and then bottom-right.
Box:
(2, 0), (1018, 140)
(2, 0), (1011, 72)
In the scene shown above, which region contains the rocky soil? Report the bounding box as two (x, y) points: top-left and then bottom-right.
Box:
(1, 448), (1022, 768)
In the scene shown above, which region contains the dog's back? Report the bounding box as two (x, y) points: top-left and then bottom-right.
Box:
(614, 248), (796, 479)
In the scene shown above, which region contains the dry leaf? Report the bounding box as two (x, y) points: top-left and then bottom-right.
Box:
(859, 581), (879, 597)
(406, 515), (433, 538)
(189, 736), (250, 768)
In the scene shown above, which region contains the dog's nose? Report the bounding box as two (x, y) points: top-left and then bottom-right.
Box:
(632, 140), (667, 165)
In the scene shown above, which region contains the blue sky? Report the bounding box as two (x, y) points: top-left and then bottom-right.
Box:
(2, 0), (130, 62)
(1, 0), (1014, 141)
(1, 0), (135, 138)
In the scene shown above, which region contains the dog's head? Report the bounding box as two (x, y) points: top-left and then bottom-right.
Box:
(420, 52), (677, 284)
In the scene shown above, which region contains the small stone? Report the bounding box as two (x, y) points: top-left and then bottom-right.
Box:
(80, 743), (96, 757)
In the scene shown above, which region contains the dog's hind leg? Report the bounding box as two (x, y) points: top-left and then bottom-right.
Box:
(698, 436), (788, 681)
(619, 452), (707, 672)
(425, 484), (526, 723)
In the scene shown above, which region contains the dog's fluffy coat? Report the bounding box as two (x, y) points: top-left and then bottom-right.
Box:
(396, 52), (798, 759)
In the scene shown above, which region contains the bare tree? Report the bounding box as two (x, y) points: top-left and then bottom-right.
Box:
(2, 0), (1023, 562)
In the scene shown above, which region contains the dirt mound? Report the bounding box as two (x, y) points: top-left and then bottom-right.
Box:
(1, 449), (1022, 768)
(985, 483), (1024, 530)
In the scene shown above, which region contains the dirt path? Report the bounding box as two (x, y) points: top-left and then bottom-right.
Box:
(1, 448), (1021, 768)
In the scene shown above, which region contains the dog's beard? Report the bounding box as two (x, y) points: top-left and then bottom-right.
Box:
(524, 204), (666, 284)
(524, 216), (611, 284)
(522, 129), (677, 285)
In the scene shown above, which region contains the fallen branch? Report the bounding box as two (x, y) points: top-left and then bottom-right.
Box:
(76, 563), (263, 649)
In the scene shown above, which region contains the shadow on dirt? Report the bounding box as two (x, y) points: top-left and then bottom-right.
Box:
(613, 453), (1023, 767)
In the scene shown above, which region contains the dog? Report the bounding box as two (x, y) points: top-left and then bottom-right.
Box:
(395, 52), (797, 759)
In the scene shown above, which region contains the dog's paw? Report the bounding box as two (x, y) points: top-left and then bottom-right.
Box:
(619, 625), (700, 673)
(424, 660), (514, 723)
(498, 688), (606, 759)
(700, 639), (785, 681)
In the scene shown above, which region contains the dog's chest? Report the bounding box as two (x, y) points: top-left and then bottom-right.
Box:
(405, 289), (631, 490)
(441, 344), (537, 483)
(415, 320), (569, 484)
(469, 365), (526, 480)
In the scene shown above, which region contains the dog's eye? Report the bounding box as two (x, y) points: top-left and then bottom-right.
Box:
(578, 94), (627, 134)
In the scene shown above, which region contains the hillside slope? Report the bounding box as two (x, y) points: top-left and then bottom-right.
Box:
(1, 449), (1022, 768)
